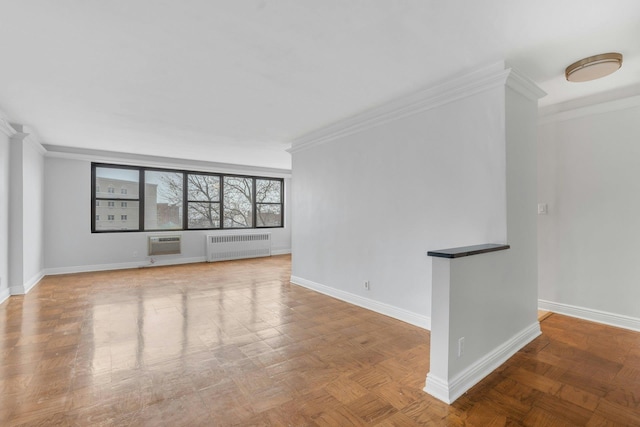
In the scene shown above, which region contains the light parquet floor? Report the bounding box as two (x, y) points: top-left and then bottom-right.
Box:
(1, 255), (639, 426)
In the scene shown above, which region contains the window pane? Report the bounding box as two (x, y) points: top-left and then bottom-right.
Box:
(95, 200), (139, 231)
(256, 204), (282, 227)
(256, 179), (282, 203)
(188, 202), (220, 229)
(223, 177), (253, 228)
(145, 171), (183, 230)
(187, 174), (220, 201)
(95, 167), (139, 199)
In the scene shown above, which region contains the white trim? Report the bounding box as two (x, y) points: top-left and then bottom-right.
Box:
(539, 95), (640, 125)
(45, 253), (291, 276)
(0, 287), (10, 305)
(271, 248), (292, 256)
(423, 373), (451, 404)
(45, 256), (207, 275)
(26, 134), (47, 155)
(288, 62), (544, 154)
(505, 67), (547, 101)
(0, 110), (17, 137)
(424, 322), (541, 404)
(44, 145), (292, 179)
(288, 63), (507, 154)
(10, 271), (45, 295)
(10, 124), (47, 155)
(290, 275), (430, 330)
(538, 299), (640, 332)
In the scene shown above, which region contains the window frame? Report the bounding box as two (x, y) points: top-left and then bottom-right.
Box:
(143, 168), (185, 232)
(185, 172), (222, 231)
(92, 163), (142, 233)
(91, 163), (284, 233)
(255, 178), (285, 228)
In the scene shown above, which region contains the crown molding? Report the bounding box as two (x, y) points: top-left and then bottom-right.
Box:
(288, 62), (544, 154)
(10, 124), (47, 155)
(44, 144), (292, 178)
(505, 66), (547, 101)
(539, 94), (640, 125)
(0, 110), (17, 137)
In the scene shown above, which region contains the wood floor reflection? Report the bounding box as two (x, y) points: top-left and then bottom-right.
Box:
(1, 255), (639, 426)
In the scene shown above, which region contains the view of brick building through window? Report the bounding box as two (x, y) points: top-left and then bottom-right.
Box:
(94, 165), (283, 232)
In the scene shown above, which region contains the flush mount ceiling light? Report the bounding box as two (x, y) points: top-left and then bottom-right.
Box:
(565, 52), (623, 82)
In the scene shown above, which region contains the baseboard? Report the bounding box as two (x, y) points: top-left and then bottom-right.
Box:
(0, 287), (10, 305)
(290, 275), (430, 330)
(424, 322), (541, 404)
(539, 299), (640, 332)
(423, 373), (450, 404)
(271, 249), (292, 256)
(10, 271), (45, 295)
(45, 253), (291, 276)
(45, 257), (207, 275)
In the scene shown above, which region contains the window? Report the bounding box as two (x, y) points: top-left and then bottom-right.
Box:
(145, 170), (183, 230)
(187, 174), (220, 229)
(223, 176), (253, 228)
(91, 163), (284, 233)
(93, 165), (141, 232)
(256, 179), (283, 227)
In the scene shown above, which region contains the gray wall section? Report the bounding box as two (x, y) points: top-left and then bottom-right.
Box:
(44, 156), (292, 272)
(291, 76), (510, 322)
(538, 103), (640, 320)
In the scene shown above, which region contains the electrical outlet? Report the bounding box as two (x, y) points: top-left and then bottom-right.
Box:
(458, 337), (465, 358)
(364, 281), (370, 290)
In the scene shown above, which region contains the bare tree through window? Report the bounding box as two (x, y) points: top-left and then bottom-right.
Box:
(92, 163), (283, 232)
(224, 176), (253, 228)
(187, 174), (220, 228)
(256, 179), (282, 227)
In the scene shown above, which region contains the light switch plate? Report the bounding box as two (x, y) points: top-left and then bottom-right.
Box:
(537, 203), (548, 215)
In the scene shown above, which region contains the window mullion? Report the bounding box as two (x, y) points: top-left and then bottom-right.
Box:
(91, 164), (97, 232)
(252, 178), (257, 228)
(182, 173), (188, 230)
(220, 176), (225, 229)
(139, 168), (145, 231)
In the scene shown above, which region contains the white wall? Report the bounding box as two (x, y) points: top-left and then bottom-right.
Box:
(0, 116), (12, 303)
(22, 138), (45, 286)
(440, 84), (540, 381)
(414, 69), (542, 404)
(290, 65), (515, 327)
(504, 85), (540, 328)
(7, 126), (46, 294)
(44, 155), (292, 273)
(538, 99), (640, 330)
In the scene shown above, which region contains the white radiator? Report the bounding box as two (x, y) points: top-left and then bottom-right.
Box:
(206, 233), (271, 262)
(148, 235), (181, 256)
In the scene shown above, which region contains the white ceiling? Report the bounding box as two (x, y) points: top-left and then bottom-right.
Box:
(1, 1), (639, 170)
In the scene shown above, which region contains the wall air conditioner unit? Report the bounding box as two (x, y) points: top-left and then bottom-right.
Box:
(148, 235), (181, 256)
